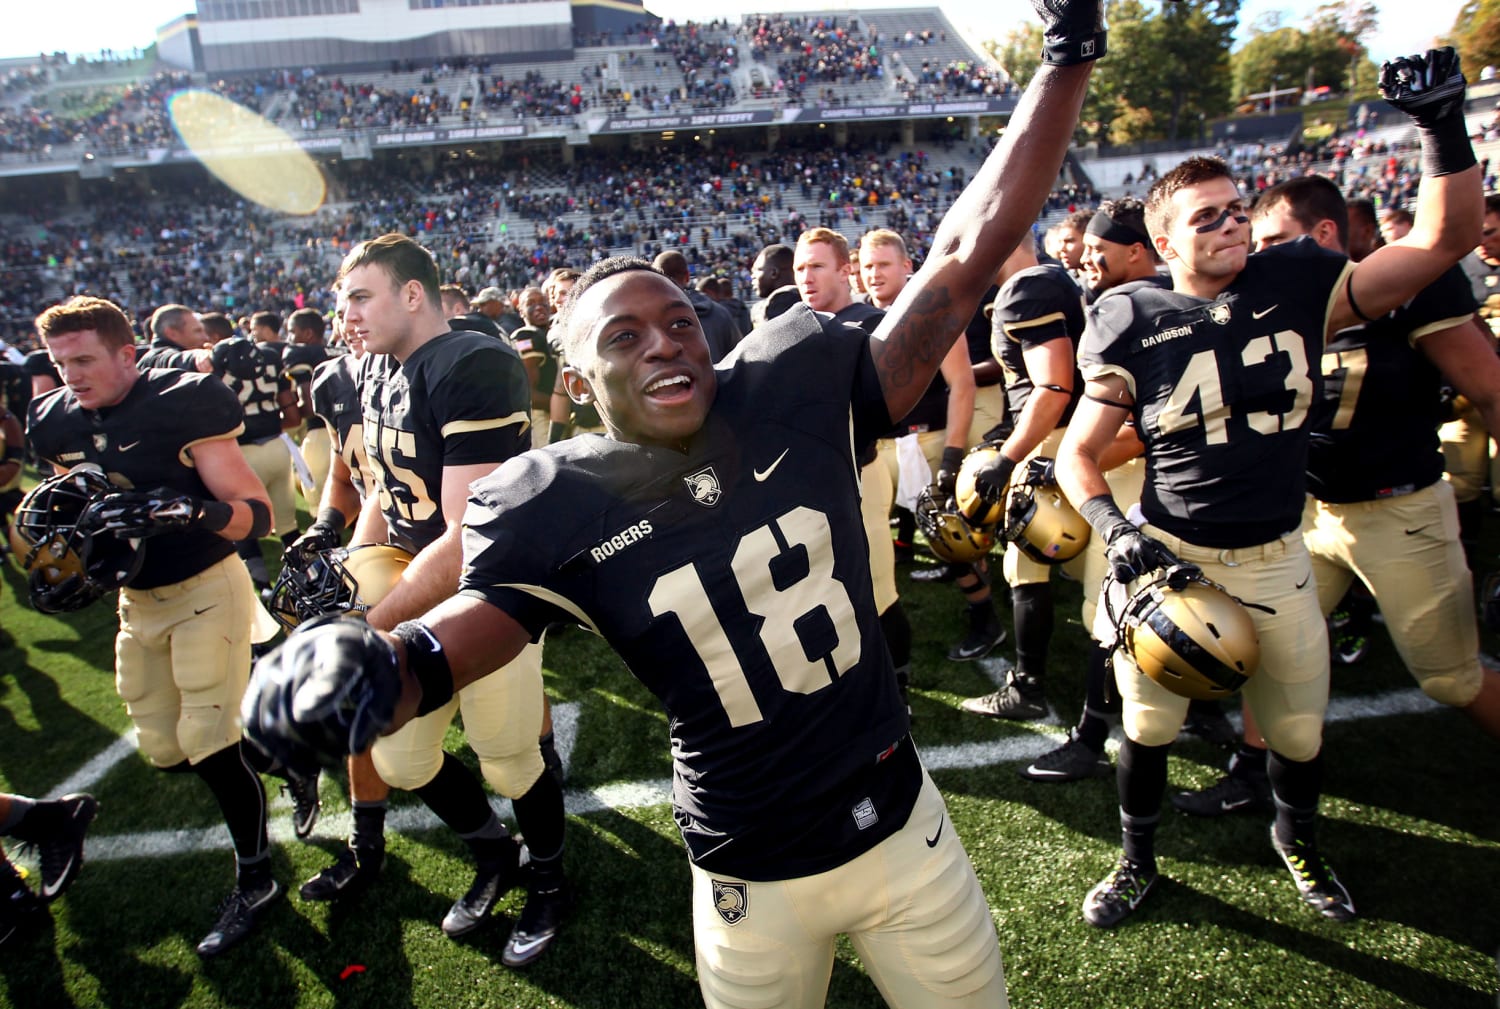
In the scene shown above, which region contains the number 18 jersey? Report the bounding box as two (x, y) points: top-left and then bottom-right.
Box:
(460, 305), (916, 881)
(1080, 237), (1352, 548)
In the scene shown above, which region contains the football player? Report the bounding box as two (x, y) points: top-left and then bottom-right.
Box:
(749, 243), (794, 330)
(1174, 173), (1500, 817)
(211, 318), (303, 590)
(27, 296), (297, 956)
(0, 792), (97, 946)
(1056, 49), (1482, 928)
(510, 287), (558, 442)
(284, 308), (333, 509)
(246, 13), (1105, 1003)
(341, 234), (570, 965)
(137, 305), (213, 372)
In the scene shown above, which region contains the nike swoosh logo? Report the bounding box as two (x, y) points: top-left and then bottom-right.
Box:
(1294, 574), (1310, 590)
(508, 933), (554, 957)
(753, 448), (789, 482)
(194, 606), (216, 616)
(118, 440), (141, 452)
(1404, 526), (1429, 536)
(1220, 797), (1251, 812)
(926, 814), (944, 848)
(1252, 306), (1277, 320)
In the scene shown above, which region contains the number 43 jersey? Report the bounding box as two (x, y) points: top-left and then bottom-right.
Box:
(1080, 237), (1352, 549)
(461, 305), (916, 881)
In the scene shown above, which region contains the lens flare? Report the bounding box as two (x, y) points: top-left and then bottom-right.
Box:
(168, 89), (326, 214)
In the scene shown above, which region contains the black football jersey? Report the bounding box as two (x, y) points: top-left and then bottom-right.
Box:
(24, 348), (60, 387)
(359, 331), (530, 553)
(135, 338), (201, 373)
(311, 353), (370, 502)
(211, 337), (290, 443)
(1080, 237), (1352, 548)
(992, 264), (1086, 424)
(1309, 264), (1478, 503)
(511, 324), (558, 401)
(459, 305), (918, 881)
(27, 370), (243, 588)
(283, 342), (331, 430)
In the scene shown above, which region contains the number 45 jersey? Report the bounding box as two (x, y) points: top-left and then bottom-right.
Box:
(1080, 237), (1352, 549)
(461, 305), (916, 881)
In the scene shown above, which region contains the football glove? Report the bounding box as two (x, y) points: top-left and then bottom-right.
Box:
(1021, 456), (1057, 488)
(1104, 526), (1185, 584)
(28, 570), (106, 616)
(87, 489), (211, 539)
(1031, 0), (1107, 66)
(934, 446), (966, 499)
(241, 616), (402, 777)
(1379, 47), (1467, 129)
(970, 452), (1017, 506)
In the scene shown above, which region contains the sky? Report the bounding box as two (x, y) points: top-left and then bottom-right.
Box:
(0, 1), (1470, 67)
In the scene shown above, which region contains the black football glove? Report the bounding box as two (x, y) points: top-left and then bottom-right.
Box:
(28, 569), (106, 615)
(1021, 456), (1058, 488)
(1031, 0), (1107, 66)
(1104, 526), (1182, 584)
(240, 616), (402, 777)
(88, 489), (209, 539)
(970, 452), (1017, 506)
(935, 446), (965, 500)
(1379, 47), (1467, 129)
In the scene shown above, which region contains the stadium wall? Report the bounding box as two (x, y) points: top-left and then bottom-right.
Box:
(196, 0), (573, 74)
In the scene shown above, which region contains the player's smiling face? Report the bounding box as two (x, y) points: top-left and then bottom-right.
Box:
(566, 270), (716, 450)
(1160, 177), (1250, 284)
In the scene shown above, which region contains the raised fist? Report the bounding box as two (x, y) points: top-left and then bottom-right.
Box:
(1031, 0), (1107, 66)
(1380, 47), (1467, 128)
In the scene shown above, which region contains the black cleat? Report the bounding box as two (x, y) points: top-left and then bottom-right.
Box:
(960, 675), (1046, 721)
(1271, 829), (1356, 922)
(1019, 732), (1109, 782)
(1082, 857), (1159, 928)
(1171, 770), (1272, 818)
(299, 846), (384, 901)
(441, 838), (523, 938)
(196, 878), (281, 958)
(282, 771), (321, 840)
(20, 793), (98, 902)
(946, 622), (1007, 662)
(503, 873), (572, 968)
(910, 562), (957, 583)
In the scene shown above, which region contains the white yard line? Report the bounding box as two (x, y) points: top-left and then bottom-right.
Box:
(61, 689), (1448, 863)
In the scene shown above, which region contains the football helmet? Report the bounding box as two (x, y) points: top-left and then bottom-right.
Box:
(1113, 565), (1261, 701)
(954, 445), (1008, 527)
(9, 464), (142, 614)
(1003, 471), (1091, 565)
(268, 543), (412, 631)
(914, 486), (997, 563)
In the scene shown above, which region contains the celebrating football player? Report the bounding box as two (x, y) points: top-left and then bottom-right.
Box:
(25, 296), (296, 956)
(1056, 48), (1483, 928)
(245, 7), (1106, 1003)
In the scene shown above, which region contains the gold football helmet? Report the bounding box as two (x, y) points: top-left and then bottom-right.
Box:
(955, 444), (1008, 526)
(268, 543), (412, 630)
(914, 486), (997, 563)
(1116, 565), (1261, 700)
(1004, 476), (1090, 565)
(10, 464), (142, 613)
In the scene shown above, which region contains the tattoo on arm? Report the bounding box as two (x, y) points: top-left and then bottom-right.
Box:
(873, 285), (959, 402)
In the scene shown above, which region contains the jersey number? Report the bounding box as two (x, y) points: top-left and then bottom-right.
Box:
(367, 425), (438, 524)
(1320, 347), (1367, 431)
(1156, 332), (1312, 443)
(647, 506), (861, 727)
(236, 373), (281, 417)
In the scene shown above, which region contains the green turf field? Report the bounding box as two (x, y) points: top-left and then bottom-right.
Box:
(3, 499), (1498, 1009)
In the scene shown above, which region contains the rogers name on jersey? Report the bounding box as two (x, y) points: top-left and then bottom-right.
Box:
(590, 519), (654, 564)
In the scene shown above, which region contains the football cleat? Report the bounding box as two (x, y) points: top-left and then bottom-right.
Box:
(281, 771), (321, 840)
(196, 878), (281, 958)
(946, 617), (1007, 662)
(441, 838), (523, 938)
(961, 674), (1047, 721)
(299, 846), (384, 902)
(1019, 732), (1110, 782)
(1331, 628), (1369, 666)
(25, 793), (98, 901)
(502, 873), (572, 968)
(1170, 770), (1272, 818)
(1271, 829), (1356, 922)
(1082, 857), (1159, 928)
(0, 864), (46, 949)
(909, 562), (960, 583)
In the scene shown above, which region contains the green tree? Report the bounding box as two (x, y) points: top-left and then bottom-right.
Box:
(1447, 0), (1500, 73)
(982, 24), (1041, 90)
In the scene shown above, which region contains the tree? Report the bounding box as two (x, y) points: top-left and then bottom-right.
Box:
(1448, 0), (1500, 74)
(982, 24), (1041, 91)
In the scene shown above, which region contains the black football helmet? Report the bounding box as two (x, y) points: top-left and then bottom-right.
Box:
(914, 485), (997, 564)
(9, 464), (143, 613)
(1109, 564), (1261, 701)
(268, 543), (412, 631)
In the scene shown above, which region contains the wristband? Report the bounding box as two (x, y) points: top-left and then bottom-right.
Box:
(315, 506), (347, 532)
(245, 498), (272, 539)
(940, 446), (965, 472)
(1078, 493), (1133, 542)
(393, 620), (455, 717)
(198, 499), (234, 533)
(548, 420), (568, 445)
(1419, 114), (1477, 178)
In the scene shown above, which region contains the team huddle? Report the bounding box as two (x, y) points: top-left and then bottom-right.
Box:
(5, 2), (1499, 1005)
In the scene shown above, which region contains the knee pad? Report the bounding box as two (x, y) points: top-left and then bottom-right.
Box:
(695, 926), (797, 1009)
(1418, 667), (1483, 708)
(477, 748), (546, 800)
(135, 720), (188, 768)
(177, 704), (240, 764)
(1122, 706), (1181, 749)
(1260, 713), (1323, 764)
(370, 735), (445, 791)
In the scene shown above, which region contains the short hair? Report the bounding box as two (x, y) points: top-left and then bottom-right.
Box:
(1145, 156), (1237, 240)
(796, 227), (850, 265)
(554, 256), (662, 363)
(337, 233), (441, 306)
(652, 249), (690, 283)
(149, 304), (196, 339)
(1380, 205), (1414, 228)
(200, 313), (235, 341)
(250, 310), (283, 335)
(1093, 197), (1157, 261)
(859, 228), (908, 259)
(547, 267), (581, 286)
(715, 277), (735, 299)
(757, 243), (794, 268)
(695, 276), (720, 294)
(1064, 209), (1094, 233)
(288, 307), (326, 339)
(1485, 193), (1500, 218)
(1253, 175), (1348, 251)
(439, 283), (470, 310)
(1348, 197), (1378, 232)
(36, 296), (135, 352)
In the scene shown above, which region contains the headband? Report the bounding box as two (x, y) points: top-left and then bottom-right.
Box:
(1086, 210), (1150, 247)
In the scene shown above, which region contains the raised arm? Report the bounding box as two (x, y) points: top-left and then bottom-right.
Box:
(871, 3), (1101, 420)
